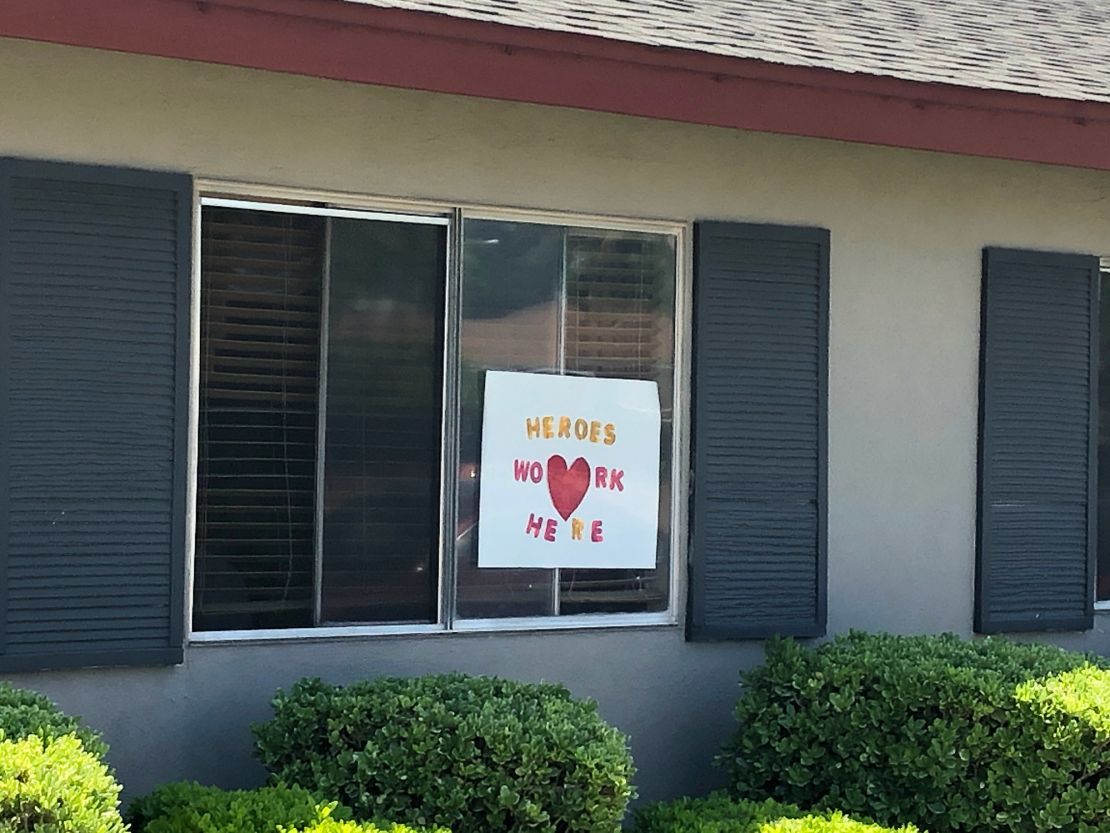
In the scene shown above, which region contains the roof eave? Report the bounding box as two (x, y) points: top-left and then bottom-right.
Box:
(4, 0), (1110, 171)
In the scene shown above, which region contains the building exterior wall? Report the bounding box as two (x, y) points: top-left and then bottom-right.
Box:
(3, 36), (1110, 803)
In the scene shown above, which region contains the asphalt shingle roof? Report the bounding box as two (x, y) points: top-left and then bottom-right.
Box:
(348, 0), (1110, 104)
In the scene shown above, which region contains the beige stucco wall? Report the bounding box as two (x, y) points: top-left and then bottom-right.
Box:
(4, 35), (1110, 801)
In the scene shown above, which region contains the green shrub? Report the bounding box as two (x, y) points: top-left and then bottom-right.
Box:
(725, 632), (1110, 833)
(761, 814), (918, 833)
(127, 783), (341, 833)
(630, 794), (917, 833)
(285, 807), (446, 833)
(0, 683), (105, 757)
(252, 674), (634, 833)
(631, 793), (804, 833)
(0, 733), (125, 833)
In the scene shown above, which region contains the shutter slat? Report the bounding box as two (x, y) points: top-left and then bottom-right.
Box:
(688, 221), (828, 640)
(976, 247), (1097, 633)
(0, 158), (189, 671)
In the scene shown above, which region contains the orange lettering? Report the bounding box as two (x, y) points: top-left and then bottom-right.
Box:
(589, 420), (601, 443)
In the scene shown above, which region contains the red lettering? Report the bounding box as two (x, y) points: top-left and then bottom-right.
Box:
(544, 519), (558, 542)
(608, 469), (624, 491)
(594, 467), (607, 489)
(525, 513), (543, 538)
(529, 462), (544, 483)
(513, 460), (530, 482)
(591, 520), (604, 543)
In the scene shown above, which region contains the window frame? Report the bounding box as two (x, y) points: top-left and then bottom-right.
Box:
(185, 181), (690, 643)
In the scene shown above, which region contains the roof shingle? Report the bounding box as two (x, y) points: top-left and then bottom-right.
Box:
(347, 0), (1110, 104)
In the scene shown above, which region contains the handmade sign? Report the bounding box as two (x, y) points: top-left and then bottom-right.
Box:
(476, 370), (661, 569)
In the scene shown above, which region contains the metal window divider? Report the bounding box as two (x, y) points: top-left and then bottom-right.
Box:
(438, 208), (464, 630)
(311, 217), (333, 627)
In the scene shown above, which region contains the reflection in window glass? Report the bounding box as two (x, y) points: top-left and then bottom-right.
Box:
(457, 219), (676, 619)
(321, 220), (446, 623)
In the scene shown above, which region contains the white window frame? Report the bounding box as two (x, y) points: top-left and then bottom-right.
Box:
(186, 181), (690, 643)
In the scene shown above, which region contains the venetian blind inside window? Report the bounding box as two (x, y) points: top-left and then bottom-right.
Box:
(195, 209), (324, 631)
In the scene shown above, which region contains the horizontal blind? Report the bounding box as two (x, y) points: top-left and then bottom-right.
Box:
(977, 248), (1097, 633)
(194, 207), (324, 631)
(0, 158), (190, 670)
(564, 231), (666, 382)
(689, 221), (828, 640)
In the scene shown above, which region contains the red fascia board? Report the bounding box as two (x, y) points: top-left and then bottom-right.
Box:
(4, 0), (1110, 171)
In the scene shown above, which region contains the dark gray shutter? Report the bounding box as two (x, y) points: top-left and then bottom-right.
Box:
(688, 222), (828, 640)
(977, 248), (1097, 633)
(0, 158), (191, 670)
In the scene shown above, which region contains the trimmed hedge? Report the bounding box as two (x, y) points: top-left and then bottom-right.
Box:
(632, 793), (804, 833)
(630, 794), (918, 833)
(0, 733), (125, 833)
(0, 682), (105, 757)
(127, 783), (338, 833)
(252, 674), (634, 833)
(127, 784), (441, 833)
(288, 813), (447, 833)
(761, 816), (918, 833)
(725, 632), (1110, 833)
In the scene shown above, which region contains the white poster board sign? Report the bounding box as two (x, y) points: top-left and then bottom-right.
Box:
(477, 370), (661, 569)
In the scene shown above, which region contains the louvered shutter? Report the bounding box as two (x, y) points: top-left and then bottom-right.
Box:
(0, 158), (191, 671)
(688, 222), (828, 640)
(976, 248), (1097, 633)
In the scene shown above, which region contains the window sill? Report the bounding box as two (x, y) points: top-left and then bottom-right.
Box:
(1094, 601), (1110, 613)
(187, 612), (678, 646)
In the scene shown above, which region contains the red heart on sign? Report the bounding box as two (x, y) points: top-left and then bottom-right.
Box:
(546, 455), (590, 521)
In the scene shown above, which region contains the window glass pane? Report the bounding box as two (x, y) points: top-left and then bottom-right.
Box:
(1098, 267), (1110, 600)
(457, 219), (676, 619)
(560, 230), (675, 614)
(320, 219), (446, 623)
(194, 208), (325, 631)
(457, 220), (563, 618)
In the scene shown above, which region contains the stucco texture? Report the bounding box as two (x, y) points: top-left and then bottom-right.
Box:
(3, 35), (1110, 804)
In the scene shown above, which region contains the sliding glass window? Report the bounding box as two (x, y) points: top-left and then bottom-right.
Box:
(193, 198), (678, 634)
